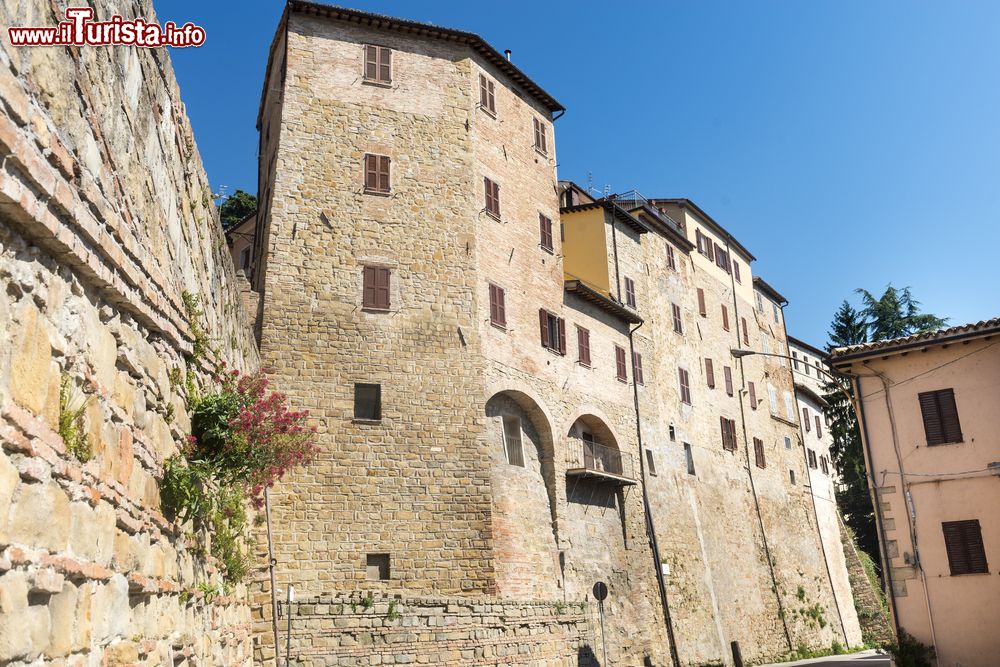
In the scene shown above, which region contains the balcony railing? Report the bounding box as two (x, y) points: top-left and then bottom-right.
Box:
(566, 439), (636, 485)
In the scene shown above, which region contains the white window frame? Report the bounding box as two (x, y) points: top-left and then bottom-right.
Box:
(501, 415), (524, 467)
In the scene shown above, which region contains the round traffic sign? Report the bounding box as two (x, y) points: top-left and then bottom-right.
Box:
(593, 581), (608, 601)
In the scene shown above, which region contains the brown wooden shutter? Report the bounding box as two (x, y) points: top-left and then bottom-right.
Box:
(479, 74), (488, 109)
(742, 318), (749, 345)
(378, 155), (390, 192)
(666, 245), (676, 270)
(363, 266), (377, 307)
(379, 46), (391, 83)
(748, 381), (757, 409)
(816, 415), (822, 438)
(375, 267), (390, 308)
(488, 80), (495, 113)
(364, 45), (378, 80)
(697, 288), (706, 316)
(539, 309), (549, 347)
(724, 366), (733, 396)
(539, 214), (553, 251)
(489, 284), (505, 327)
(615, 346), (627, 381)
(364, 154), (377, 190)
(578, 327), (591, 366)
(705, 358), (715, 388)
(733, 260), (741, 282)
(942, 520), (988, 575)
(557, 318), (566, 355)
(721, 304), (729, 331)
(633, 353), (644, 385)
(918, 389), (963, 444)
(754, 438), (765, 468)
(625, 277), (636, 308)
(720, 416), (727, 449)
(803, 407), (810, 431)
(705, 239), (715, 261)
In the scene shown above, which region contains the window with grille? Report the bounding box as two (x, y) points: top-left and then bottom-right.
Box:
(502, 415), (524, 467)
(942, 520), (988, 575)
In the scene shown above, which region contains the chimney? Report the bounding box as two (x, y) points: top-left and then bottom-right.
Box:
(504, 49), (511, 62)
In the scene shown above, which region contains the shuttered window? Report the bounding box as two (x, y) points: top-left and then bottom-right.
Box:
(615, 346), (628, 382)
(697, 288), (706, 316)
(539, 309), (565, 354)
(577, 326), (591, 366)
(479, 74), (496, 114)
(720, 417), (737, 452)
(624, 277), (636, 308)
(679, 368), (691, 405)
(748, 381), (757, 409)
(488, 283), (506, 328)
(918, 388), (963, 445)
(733, 260), (741, 283)
(362, 266), (391, 310)
(754, 437), (766, 468)
(721, 304), (730, 331)
(364, 154), (391, 193)
(632, 352), (644, 385)
(820, 456), (829, 475)
(723, 366), (733, 397)
(705, 358), (715, 389)
(803, 407), (811, 431)
(767, 384), (778, 414)
(815, 415), (822, 438)
(666, 245), (676, 271)
(363, 45), (392, 84)
(942, 520), (988, 575)
(533, 117), (547, 154)
(807, 449), (817, 469)
(539, 214), (554, 252)
(671, 303), (683, 334)
(741, 317), (749, 345)
(484, 178), (501, 218)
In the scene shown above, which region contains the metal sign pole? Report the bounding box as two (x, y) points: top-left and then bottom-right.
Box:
(286, 584), (294, 667)
(593, 581), (609, 665)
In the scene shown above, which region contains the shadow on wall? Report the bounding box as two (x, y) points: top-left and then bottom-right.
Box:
(578, 644), (600, 666)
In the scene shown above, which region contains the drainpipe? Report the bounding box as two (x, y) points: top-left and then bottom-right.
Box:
(264, 488), (281, 667)
(726, 242), (793, 653)
(609, 205), (622, 302)
(628, 319), (682, 667)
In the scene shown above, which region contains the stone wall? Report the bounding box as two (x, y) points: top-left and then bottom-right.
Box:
(278, 593), (600, 666)
(0, 0), (258, 664)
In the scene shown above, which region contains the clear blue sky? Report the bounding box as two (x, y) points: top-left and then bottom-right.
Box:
(160, 1), (1000, 347)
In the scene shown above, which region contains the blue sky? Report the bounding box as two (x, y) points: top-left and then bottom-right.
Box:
(160, 1), (1000, 347)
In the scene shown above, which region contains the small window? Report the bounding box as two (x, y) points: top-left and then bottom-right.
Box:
(733, 260), (741, 283)
(539, 214), (554, 252)
(502, 415), (524, 467)
(762, 333), (770, 354)
(803, 407), (811, 431)
(697, 288), (706, 316)
(942, 520), (988, 575)
(807, 449), (818, 469)
(720, 417), (737, 452)
(577, 326), (591, 366)
(539, 309), (565, 354)
(354, 383), (382, 421)
(753, 437), (766, 469)
(671, 303), (683, 334)
(484, 177), (501, 219)
(240, 247), (251, 270)
(645, 449), (656, 476)
(918, 388), (963, 445)
(783, 392), (795, 421)
(820, 456), (829, 475)
(615, 346), (628, 382)
(816, 415), (822, 438)
(748, 381), (757, 409)
(679, 368), (691, 405)
(756, 291), (764, 312)
(789, 469), (796, 485)
(362, 266), (391, 310)
(705, 358), (715, 389)
(684, 443), (695, 476)
(363, 45), (392, 84)
(624, 277), (636, 309)
(666, 245), (676, 271)
(489, 283), (506, 328)
(792, 351), (799, 370)
(784, 436), (792, 450)
(804, 355), (811, 376)
(772, 302), (780, 324)
(669, 424), (676, 442)
(366, 553), (391, 580)
(741, 317), (749, 345)
(364, 153), (391, 194)
(532, 117), (547, 154)
(721, 304), (730, 331)
(479, 74), (496, 115)
(723, 366), (733, 397)
(768, 384), (778, 414)
(632, 352), (644, 385)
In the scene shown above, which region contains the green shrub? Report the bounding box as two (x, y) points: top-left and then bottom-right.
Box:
(58, 375), (91, 462)
(885, 629), (935, 667)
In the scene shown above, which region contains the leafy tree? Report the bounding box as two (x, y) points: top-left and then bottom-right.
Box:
(823, 285), (947, 578)
(218, 189), (257, 229)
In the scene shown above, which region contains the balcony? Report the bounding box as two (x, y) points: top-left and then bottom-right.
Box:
(566, 439), (636, 485)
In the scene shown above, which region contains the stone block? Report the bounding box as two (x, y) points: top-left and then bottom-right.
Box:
(47, 582), (77, 657)
(8, 480), (70, 552)
(0, 571), (31, 661)
(10, 303), (58, 427)
(0, 451), (18, 542)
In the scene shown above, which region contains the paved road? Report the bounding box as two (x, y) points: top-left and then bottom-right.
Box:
(760, 650), (890, 667)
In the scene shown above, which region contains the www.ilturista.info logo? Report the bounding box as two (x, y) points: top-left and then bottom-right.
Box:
(8, 7), (205, 47)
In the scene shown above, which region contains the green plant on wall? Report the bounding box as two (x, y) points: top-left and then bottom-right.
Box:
(58, 374), (91, 462)
(884, 629), (936, 667)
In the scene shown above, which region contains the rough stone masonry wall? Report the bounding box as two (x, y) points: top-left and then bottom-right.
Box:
(0, 1), (258, 664)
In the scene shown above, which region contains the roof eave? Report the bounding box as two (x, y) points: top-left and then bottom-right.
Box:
(565, 280), (643, 324)
(830, 323), (1000, 368)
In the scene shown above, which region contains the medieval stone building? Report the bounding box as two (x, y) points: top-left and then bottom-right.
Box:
(247, 2), (862, 665)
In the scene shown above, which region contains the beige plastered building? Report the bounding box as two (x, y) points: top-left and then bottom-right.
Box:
(831, 319), (1000, 667)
